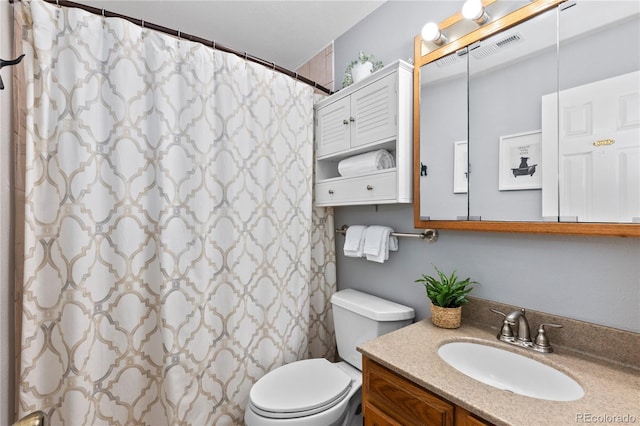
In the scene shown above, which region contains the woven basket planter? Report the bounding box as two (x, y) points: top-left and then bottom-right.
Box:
(431, 304), (462, 329)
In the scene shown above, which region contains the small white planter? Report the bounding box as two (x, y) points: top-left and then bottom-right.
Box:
(351, 61), (373, 83)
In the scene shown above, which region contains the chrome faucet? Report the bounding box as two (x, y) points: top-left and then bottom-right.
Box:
(490, 307), (563, 353)
(506, 308), (532, 344)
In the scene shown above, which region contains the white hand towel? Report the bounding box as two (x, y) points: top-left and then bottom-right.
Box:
(363, 226), (395, 263)
(389, 235), (398, 252)
(343, 225), (367, 257)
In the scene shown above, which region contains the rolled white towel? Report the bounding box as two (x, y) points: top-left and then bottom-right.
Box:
(338, 149), (395, 177)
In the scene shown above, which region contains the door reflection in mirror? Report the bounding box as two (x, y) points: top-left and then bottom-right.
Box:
(542, 2), (640, 223)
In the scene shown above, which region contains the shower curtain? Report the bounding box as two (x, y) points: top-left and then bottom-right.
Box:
(16, 0), (336, 424)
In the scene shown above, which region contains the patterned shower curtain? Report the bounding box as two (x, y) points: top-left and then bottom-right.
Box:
(16, 0), (336, 424)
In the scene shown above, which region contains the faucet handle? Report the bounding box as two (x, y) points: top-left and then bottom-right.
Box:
(533, 323), (563, 353)
(490, 308), (514, 341)
(489, 308), (506, 317)
(539, 323), (563, 329)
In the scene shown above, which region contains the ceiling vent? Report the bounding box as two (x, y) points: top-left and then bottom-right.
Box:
(471, 33), (524, 59)
(435, 54), (461, 68)
(435, 48), (468, 68)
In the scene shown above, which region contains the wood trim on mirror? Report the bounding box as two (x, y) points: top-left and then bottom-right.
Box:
(412, 0), (640, 238)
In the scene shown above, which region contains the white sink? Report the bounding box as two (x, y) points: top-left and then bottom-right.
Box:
(437, 341), (584, 401)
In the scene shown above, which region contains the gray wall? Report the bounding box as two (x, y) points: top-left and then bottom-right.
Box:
(336, 2), (456, 89)
(333, 1), (640, 332)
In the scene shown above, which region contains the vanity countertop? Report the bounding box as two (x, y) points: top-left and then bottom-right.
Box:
(358, 320), (640, 426)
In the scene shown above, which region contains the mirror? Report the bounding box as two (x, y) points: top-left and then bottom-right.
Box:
(468, 7), (558, 221)
(419, 49), (468, 221)
(413, 0), (640, 237)
(546, 2), (640, 224)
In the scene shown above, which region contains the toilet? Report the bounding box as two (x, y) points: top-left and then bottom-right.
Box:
(244, 289), (415, 426)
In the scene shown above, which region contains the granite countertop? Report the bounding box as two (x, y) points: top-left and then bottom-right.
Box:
(358, 320), (640, 426)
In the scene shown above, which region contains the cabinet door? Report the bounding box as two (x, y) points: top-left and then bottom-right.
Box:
(363, 402), (402, 426)
(316, 96), (351, 157)
(455, 407), (494, 426)
(363, 357), (454, 426)
(350, 73), (398, 148)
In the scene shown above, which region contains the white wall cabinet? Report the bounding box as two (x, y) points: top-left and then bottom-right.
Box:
(315, 60), (413, 206)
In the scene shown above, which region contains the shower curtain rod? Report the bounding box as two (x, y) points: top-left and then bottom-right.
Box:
(8, 0), (334, 95)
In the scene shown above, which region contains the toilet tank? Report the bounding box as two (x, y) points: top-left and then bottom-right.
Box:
(331, 289), (415, 370)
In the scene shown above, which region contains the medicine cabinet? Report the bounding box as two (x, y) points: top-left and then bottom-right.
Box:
(414, 0), (640, 237)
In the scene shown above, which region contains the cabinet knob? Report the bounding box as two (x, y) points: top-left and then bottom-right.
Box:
(366, 185), (373, 191)
(349, 116), (355, 122)
(328, 189), (334, 194)
(342, 119), (349, 125)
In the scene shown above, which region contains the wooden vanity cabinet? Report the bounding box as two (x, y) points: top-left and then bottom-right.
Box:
(455, 408), (493, 426)
(362, 357), (493, 426)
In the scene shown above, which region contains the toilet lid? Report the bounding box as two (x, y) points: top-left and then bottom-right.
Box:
(249, 358), (353, 418)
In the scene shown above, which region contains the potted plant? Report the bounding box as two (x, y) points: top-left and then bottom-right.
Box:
(415, 265), (477, 329)
(343, 51), (384, 87)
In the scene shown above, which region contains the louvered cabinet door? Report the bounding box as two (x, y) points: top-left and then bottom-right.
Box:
(350, 73), (397, 149)
(316, 96), (351, 157)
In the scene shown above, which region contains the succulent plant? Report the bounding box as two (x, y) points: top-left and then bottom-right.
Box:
(415, 265), (477, 308)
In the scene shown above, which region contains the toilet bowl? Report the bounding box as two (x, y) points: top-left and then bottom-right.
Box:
(245, 359), (362, 426)
(244, 289), (414, 426)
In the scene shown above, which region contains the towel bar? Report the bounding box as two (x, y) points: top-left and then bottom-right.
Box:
(336, 225), (438, 242)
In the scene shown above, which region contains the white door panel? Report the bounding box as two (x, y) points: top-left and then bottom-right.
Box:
(543, 71), (640, 222)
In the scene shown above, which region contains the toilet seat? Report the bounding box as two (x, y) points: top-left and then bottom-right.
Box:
(249, 358), (353, 419)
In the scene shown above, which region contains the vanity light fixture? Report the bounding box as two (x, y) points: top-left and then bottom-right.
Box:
(421, 22), (448, 46)
(462, 0), (491, 25)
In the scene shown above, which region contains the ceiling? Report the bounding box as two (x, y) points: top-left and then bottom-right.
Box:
(78, 0), (385, 70)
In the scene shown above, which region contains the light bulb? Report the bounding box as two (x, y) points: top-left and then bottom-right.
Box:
(462, 0), (484, 20)
(462, 0), (490, 24)
(421, 22), (447, 45)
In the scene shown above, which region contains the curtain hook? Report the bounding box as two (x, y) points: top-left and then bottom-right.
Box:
(272, 62), (276, 71)
(177, 30), (181, 39)
(244, 51), (248, 61)
(56, 0), (60, 7)
(101, 8), (105, 17)
(141, 19), (144, 28)
(212, 40), (216, 50)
